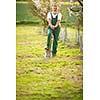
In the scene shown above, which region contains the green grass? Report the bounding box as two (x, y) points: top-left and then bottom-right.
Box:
(16, 2), (41, 24)
(16, 24), (83, 100)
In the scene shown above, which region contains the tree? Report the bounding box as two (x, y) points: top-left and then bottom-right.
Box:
(28, 0), (60, 35)
(60, 4), (69, 44)
(69, 0), (83, 51)
(28, 0), (50, 35)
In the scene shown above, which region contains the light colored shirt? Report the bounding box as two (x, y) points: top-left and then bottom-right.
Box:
(47, 12), (62, 21)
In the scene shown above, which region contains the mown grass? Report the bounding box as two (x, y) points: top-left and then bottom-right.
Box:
(16, 24), (83, 100)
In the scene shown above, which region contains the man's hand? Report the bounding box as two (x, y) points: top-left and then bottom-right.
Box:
(49, 24), (55, 30)
(47, 19), (61, 30)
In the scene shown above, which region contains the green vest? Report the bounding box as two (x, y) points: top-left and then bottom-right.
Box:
(48, 13), (60, 30)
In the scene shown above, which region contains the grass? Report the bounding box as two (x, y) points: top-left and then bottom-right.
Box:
(16, 24), (83, 100)
(16, 2), (41, 24)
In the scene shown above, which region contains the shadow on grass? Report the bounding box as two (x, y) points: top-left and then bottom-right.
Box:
(16, 20), (74, 27)
(16, 20), (41, 25)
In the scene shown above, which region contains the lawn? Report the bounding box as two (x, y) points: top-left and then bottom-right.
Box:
(16, 24), (83, 100)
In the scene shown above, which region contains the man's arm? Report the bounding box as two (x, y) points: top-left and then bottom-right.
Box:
(54, 20), (61, 28)
(54, 13), (62, 28)
(47, 18), (55, 30)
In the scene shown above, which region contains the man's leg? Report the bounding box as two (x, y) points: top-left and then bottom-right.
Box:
(44, 29), (52, 58)
(47, 28), (52, 49)
(52, 27), (60, 56)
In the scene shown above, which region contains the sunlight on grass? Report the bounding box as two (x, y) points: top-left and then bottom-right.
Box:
(16, 25), (83, 100)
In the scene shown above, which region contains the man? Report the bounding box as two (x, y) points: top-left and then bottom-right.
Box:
(45, 4), (62, 57)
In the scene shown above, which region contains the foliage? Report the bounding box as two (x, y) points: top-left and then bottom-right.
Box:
(69, 0), (83, 28)
(28, 0), (61, 27)
(28, 0), (49, 27)
(16, 1), (78, 27)
(64, 0), (83, 51)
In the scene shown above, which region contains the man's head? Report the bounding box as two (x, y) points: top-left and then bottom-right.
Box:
(52, 4), (58, 14)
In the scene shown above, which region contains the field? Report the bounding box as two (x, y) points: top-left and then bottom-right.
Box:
(16, 24), (83, 100)
(16, 1), (83, 100)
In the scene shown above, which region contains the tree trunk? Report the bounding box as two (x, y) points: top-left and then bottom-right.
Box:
(41, 20), (48, 35)
(62, 27), (67, 44)
(77, 28), (83, 52)
(41, 26), (48, 35)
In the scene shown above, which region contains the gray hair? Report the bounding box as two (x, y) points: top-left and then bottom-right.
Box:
(52, 4), (58, 9)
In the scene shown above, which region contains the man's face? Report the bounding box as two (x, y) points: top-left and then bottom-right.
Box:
(52, 6), (57, 13)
